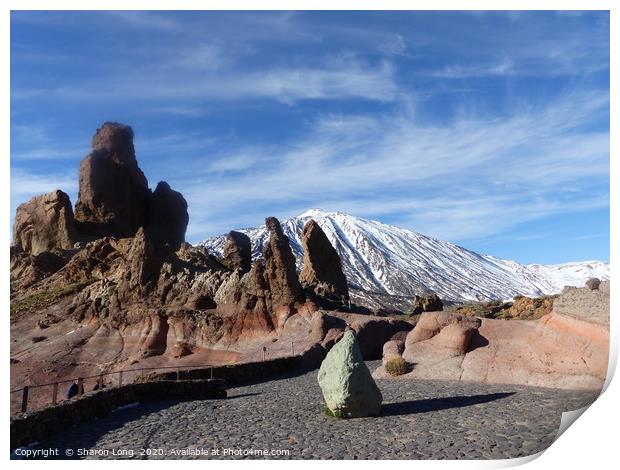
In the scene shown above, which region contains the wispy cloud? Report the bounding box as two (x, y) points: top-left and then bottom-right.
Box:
(432, 57), (515, 78)
(172, 89), (609, 241)
(21, 57), (398, 105)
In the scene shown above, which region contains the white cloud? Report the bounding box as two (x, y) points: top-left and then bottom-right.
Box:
(172, 89), (609, 243)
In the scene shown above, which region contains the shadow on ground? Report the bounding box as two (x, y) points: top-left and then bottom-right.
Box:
(381, 392), (516, 416)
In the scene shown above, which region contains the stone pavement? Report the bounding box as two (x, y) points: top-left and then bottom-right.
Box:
(27, 361), (599, 460)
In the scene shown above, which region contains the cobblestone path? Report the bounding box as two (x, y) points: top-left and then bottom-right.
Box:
(29, 361), (598, 460)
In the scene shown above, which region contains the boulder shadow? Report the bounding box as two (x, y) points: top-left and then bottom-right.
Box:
(381, 392), (516, 417)
(226, 392), (262, 399)
(466, 331), (489, 353)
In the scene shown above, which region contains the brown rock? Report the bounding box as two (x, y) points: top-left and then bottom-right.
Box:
(221, 261), (276, 342)
(327, 311), (414, 359)
(221, 231), (252, 273)
(585, 277), (601, 290)
(74, 122), (150, 238)
(262, 217), (303, 311)
(123, 227), (167, 292)
(12, 190), (77, 255)
(411, 292), (443, 315)
(299, 219), (349, 302)
(147, 181), (188, 248)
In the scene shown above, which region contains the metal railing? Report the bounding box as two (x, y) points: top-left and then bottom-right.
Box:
(10, 340), (300, 415)
(9, 363), (219, 415)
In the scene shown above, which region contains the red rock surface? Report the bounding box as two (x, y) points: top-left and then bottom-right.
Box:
(376, 283), (609, 390)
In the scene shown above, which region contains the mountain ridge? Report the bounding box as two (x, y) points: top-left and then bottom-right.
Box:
(199, 209), (609, 307)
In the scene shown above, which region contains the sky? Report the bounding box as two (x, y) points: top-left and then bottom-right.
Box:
(10, 11), (610, 264)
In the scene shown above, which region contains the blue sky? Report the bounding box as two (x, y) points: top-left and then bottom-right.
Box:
(10, 11), (609, 264)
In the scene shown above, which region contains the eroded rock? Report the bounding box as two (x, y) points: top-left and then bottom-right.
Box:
(318, 330), (382, 418)
(262, 217), (303, 319)
(411, 293), (443, 315)
(221, 231), (251, 273)
(74, 122), (150, 238)
(299, 219), (349, 302)
(12, 190), (77, 255)
(147, 181), (188, 248)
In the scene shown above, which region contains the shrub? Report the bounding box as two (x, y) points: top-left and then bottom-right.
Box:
(10, 281), (93, 321)
(385, 356), (408, 376)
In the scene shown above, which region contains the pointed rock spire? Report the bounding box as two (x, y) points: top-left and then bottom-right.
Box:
(300, 219), (349, 302)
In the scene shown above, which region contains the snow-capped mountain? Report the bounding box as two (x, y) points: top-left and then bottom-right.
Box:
(200, 209), (609, 305)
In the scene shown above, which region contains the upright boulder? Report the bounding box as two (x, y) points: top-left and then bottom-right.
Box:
(318, 330), (382, 418)
(12, 190), (77, 255)
(300, 219), (349, 302)
(74, 122), (150, 238)
(262, 217), (303, 311)
(147, 181), (188, 248)
(221, 231), (252, 273)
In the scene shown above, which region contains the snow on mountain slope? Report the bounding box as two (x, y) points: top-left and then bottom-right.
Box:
(199, 209), (609, 303)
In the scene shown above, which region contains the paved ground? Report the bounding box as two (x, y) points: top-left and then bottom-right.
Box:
(26, 361), (598, 460)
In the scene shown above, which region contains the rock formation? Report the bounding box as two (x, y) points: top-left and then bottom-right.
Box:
(585, 277), (601, 290)
(147, 182), (188, 248)
(12, 190), (77, 255)
(402, 312), (481, 365)
(262, 217), (304, 315)
(299, 219), (349, 302)
(318, 330), (382, 418)
(74, 122), (150, 238)
(220, 231), (252, 273)
(411, 293), (443, 315)
(11, 121), (415, 414)
(374, 283), (610, 390)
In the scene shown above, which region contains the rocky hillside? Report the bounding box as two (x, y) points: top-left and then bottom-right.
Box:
(10, 123), (412, 408)
(201, 209), (610, 307)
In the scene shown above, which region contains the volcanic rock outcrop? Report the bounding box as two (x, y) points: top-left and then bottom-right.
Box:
(12, 190), (77, 256)
(411, 292), (443, 315)
(147, 182), (189, 248)
(262, 217), (304, 313)
(220, 231), (252, 273)
(10, 121), (414, 412)
(74, 122), (150, 239)
(375, 281), (610, 390)
(300, 219), (349, 303)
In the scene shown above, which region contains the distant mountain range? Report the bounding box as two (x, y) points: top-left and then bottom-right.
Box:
(200, 209), (609, 308)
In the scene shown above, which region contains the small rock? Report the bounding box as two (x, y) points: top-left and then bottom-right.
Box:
(411, 293), (443, 315)
(585, 277), (601, 290)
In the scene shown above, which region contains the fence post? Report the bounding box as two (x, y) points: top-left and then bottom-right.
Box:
(98, 374), (103, 390)
(52, 383), (59, 405)
(176, 368), (180, 381)
(77, 378), (84, 396)
(118, 370), (123, 387)
(21, 386), (29, 413)
(210, 367), (213, 380)
(263, 346), (266, 361)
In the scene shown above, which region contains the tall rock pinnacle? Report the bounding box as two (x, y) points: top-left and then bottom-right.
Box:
(300, 219), (349, 302)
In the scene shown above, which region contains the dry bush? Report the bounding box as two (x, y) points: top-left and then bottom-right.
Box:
(385, 356), (408, 376)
